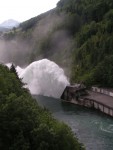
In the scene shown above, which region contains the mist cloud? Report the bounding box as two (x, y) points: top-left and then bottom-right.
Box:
(0, 10), (74, 76)
(0, 38), (32, 66)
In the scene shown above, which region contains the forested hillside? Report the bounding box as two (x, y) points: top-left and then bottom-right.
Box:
(57, 0), (113, 87)
(2, 0), (113, 87)
(0, 64), (85, 150)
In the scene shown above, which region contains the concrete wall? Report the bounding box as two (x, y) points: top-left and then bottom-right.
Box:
(92, 87), (113, 97)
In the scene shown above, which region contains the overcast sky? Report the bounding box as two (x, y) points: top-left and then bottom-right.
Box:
(0, 0), (59, 23)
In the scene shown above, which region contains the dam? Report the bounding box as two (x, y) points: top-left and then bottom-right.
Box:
(61, 84), (113, 117)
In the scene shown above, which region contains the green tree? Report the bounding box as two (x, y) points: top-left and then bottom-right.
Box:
(0, 64), (85, 150)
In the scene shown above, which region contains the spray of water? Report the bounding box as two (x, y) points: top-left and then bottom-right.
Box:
(17, 59), (69, 98)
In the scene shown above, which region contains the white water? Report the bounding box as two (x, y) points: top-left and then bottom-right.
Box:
(15, 59), (69, 98)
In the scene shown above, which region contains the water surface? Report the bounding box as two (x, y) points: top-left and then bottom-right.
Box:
(33, 95), (113, 150)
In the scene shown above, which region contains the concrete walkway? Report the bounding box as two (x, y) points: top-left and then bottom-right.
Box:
(86, 91), (113, 108)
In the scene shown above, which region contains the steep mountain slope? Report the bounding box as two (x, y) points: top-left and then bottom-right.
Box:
(0, 27), (9, 32)
(58, 0), (113, 87)
(1, 0), (113, 87)
(0, 19), (19, 28)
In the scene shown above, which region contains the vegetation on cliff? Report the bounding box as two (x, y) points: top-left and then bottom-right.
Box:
(0, 64), (85, 150)
(57, 0), (113, 87)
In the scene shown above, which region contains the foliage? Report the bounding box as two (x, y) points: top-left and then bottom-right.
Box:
(19, 10), (54, 31)
(57, 0), (113, 87)
(0, 64), (85, 150)
(20, 16), (39, 31)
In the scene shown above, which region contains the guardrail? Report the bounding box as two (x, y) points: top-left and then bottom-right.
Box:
(92, 87), (113, 97)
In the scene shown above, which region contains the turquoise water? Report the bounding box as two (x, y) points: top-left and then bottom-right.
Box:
(33, 95), (113, 150)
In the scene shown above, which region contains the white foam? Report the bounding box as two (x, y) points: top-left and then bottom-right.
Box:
(16, 66), (24, 76)
(5, 63), (12, 68)
(18, 59), (69, 98)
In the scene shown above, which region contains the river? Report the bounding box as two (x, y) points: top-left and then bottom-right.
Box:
(33, 95), (113, 150)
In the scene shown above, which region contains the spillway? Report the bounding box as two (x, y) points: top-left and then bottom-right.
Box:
(17, 59), (69, 98)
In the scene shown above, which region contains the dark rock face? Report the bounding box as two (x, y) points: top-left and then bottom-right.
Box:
(61, 84), (87, 101)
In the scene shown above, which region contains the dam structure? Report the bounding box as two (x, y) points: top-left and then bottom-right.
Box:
(61, 84), (113, 117)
